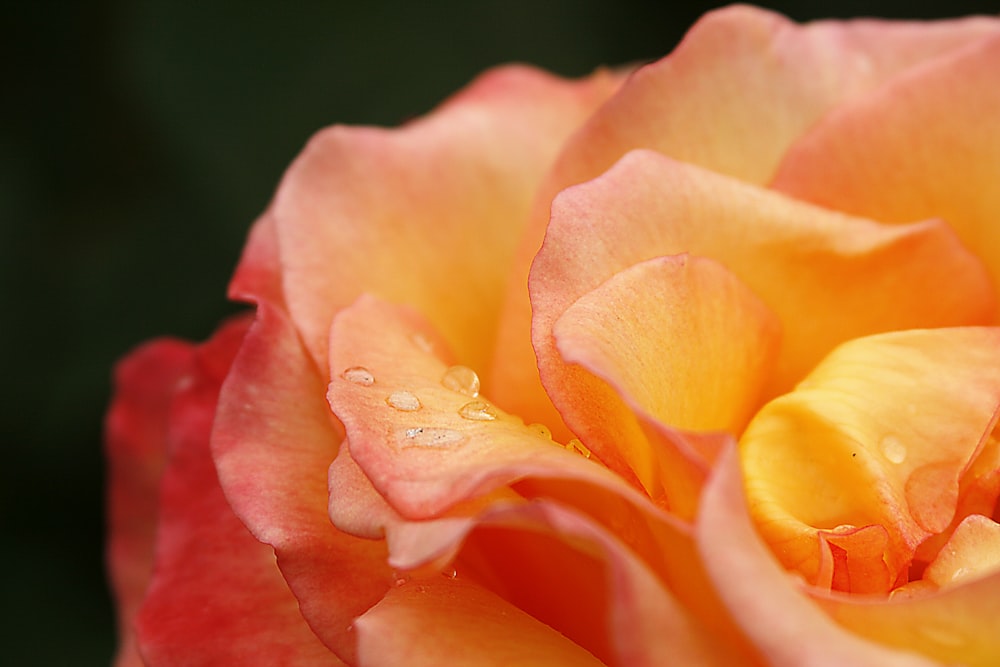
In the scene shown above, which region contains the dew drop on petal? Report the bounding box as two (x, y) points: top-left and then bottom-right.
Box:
(441, 365), (480, 397)
(458, 400), (497, 421)
(341, 366), (375, 386)
(831, 524), (857, 533)
(879, 434), (907, 464)
(566, 438), (592, 459)
(398, 426), (466, 449)
(393, 572), (410, 587)
(442, 566), (458, 580)
(386, 391), (421, 412)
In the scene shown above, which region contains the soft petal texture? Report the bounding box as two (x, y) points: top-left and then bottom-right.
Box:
(234, 64), (622, 387)
(530, 149), (993, 487)
(811, 570), (1000, 665)
(325, 294), (757, 663)
(490, 5), (1000, 431)
(740, 328), (1000, 592)
(355, 577), (604, 667)
(132, 317), (338, 666)
(697, 445), (941, 666)
(924, 514), (1000, 587)
(211, 303), (391, 663)
(105, 338), (197, 667)
(552, 253), (780, 507)
(772, 33), (1000, 308)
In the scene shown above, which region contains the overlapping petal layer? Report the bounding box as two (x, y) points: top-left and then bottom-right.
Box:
(231, 65), (623, 389)
(741, 328), (1000, 595)
(106, 338), (197, 667)
(131, 317), (339, 666)
(697, 446), (942, 667)
(211, 304), (391, 663)
(530, 149), (993, 490)
(325, 294), (758, 664)
(773, 33), (1000, 310)
(491, 4), (1000, 430)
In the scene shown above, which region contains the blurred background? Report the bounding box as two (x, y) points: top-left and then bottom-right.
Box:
(3, 0), (996, 663)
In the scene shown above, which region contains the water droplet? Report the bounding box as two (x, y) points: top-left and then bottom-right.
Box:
(398, 426), (466, 449)
(341, 366), (375, 386)
(441, 365), (480, 397)
(879, 434), (907, 464)
(393, 572), (410, 587)
(442, 567), (458, 580)
(411, 333), (434, 354)
(386, 391), (421, 412)
(831, 524), (857, 533)
(458, 400), (497, 421)
(566, 439), (592, 459)
(528, 423), (552, 439)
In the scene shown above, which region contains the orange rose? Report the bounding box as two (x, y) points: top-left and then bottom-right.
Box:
(107, 6), (1000, 666)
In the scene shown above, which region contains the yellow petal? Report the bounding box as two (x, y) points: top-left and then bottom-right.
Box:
(741, 328), (1000, 591)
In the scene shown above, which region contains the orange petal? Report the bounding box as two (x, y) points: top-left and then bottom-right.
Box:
(261, 65), (621, 382)
(324, 294), (751, 654)
(355, 577), (604, 667)
(924, 514), (1000, 587)
(212, 304), (392, 663)
(697, 445), (942, 666)
(530, 149), (993, 486)
(741, 328), (1000, 591)
(812, 569), (1000, 665)
(552, 253), (780, 509)
(773, 33), (1000, 311)
(105, 337), (198, 667)
(490, 6), (999, 427)
(326, 293), (658, 521)
(133, 317), (338, 666)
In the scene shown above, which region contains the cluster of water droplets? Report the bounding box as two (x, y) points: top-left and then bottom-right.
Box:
(339, 350), (594, 458)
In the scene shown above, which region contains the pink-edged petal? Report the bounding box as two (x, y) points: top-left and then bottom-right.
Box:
(773, 33), (1000, 307)
(106, 337), (198, 667)
(489, 6), (999, 427)
(529, 149), (993, 485)
(355, 577), (604, 667)
(740, 328), (1000, 592)
(133, 317), (337, 666)
(212, 304), (392, 663)
(326, 293), (659, 520)
(266, 64), (621, 381)
(551, 252), (780, 506)
(697, 445), (941, 666)
(228, 210), (285, 309)
(924, 514), (1000, 587)
(812, 569), (1000, 665)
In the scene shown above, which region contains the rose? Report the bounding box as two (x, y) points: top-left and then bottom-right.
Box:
(105, 5), (1000, 666)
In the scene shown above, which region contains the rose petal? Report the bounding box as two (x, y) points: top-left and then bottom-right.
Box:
(256, 64), (621, 382)
(812, 569), (1000, 665)
(741, 328), (1000, 592)
(355, 577), (604, 667)
(105, 337), (197, 667)
(697, 445), (942, 666)
(326, 293), (661, 520)
(773, 33), (1000, 308)
(133, 318), (337, 666)
(490, 6), (999, 429)
(551, 253), (780, 509)
(212, 304), (392, 663)
(530, 149), (994, 485)
(924, 514), (1000, 587)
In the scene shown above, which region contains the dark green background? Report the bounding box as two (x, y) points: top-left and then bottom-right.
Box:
(4, 1), (995, 664)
